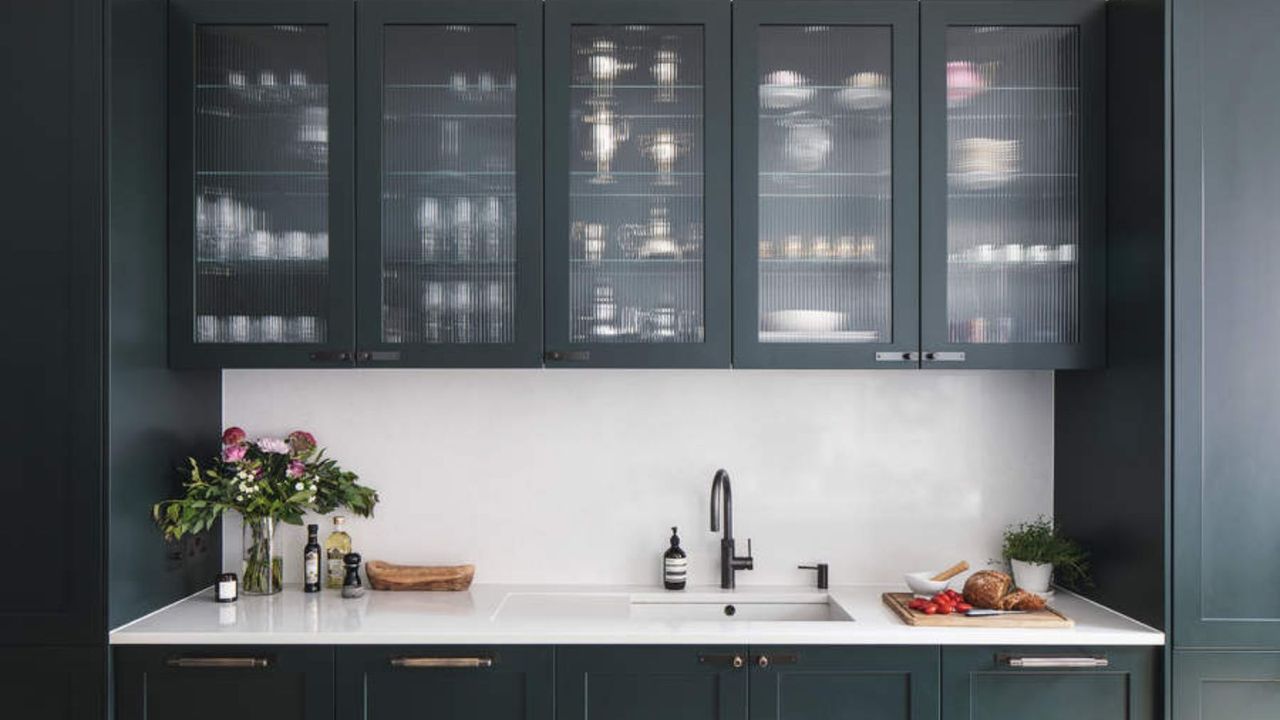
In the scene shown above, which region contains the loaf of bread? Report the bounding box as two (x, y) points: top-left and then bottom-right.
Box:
(963, 570), (1013, 609)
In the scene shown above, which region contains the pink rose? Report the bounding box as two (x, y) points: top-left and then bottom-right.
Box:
(287, 430), (317, 456)
(222, 443), (247, 462)
(287, 460), (306, 479)
(222, 426), (247, 446)
(256, 437), (291, 455)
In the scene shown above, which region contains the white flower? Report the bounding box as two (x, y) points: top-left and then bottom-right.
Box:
(236, 494), (244, 501)
(256, 437), (291, 455)
(294, 482), (305, 491)
(309, 483), (317, 491)
(308, 495), (316, 503)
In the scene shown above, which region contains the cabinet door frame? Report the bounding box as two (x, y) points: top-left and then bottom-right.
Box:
(556, 645), (748, 720)
(115, 645), (335, 720)
(336, 645), (553, 720)
(731, 1), (921, 369)
(920, 1), (1105, 370)
(750, 645), (939, 720)
(168, 0), (357, 369)
(355, 0), (544, 368)
(941, 645), (1156, 720)
(1172, 650), (1280, 720)
(543, 0), (732, 368)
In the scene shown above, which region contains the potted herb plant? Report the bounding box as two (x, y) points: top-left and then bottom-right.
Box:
(154, 427), (378, 595)
(1000, 516), (1089, 595)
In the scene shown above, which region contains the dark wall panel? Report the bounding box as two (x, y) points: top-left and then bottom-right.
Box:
(1053, 0), (1166, 630)
(108, 0), (222, 629)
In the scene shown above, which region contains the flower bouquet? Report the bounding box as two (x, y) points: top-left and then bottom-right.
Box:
(154, 427), (378, 595)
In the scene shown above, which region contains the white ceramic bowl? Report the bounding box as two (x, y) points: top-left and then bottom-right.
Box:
(904, 571), (951, 597)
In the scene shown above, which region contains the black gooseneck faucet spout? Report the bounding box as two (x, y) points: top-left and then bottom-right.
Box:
(710, 469), (753, 589)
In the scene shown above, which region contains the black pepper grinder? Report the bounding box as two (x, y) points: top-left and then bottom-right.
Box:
(663, 527), (687, 590)
(341, 552), (365, 598)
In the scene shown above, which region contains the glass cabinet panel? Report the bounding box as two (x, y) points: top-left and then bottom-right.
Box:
(944, 26), (1080, 345)
(567, 24), (706, 345)
(191, 25), (333, 345)
(378, 25), (518, 346)
(756, 25), (893, 345)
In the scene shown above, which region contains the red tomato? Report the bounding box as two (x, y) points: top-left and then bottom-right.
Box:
(923, 603), (939, 615)
(956, 602), (973, 612)
(938, 604), (955, 615)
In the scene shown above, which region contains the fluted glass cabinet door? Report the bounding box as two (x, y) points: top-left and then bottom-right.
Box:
(356, 0), (543, 367)
(169, 0), (355, 368)
(543, 0), (731, 367)
(732, 0), (919, 369)
(921, 1), (1104, 369)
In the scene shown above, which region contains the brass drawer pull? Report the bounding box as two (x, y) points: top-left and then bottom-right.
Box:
(390, 657), (494, 669)
(1002, 655), (1108, 669)
(698, 654), (745, 669)
(166, 657), (270, 669)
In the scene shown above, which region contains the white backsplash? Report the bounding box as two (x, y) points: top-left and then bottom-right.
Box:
(222, 369), (1053, 587)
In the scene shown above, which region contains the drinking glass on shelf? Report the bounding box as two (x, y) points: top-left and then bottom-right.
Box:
(440, 119), (461, 168)
(248, 230), (274, 260)
(422, 281), (445, 343)
(573, 221), (608, 261)
(197, 315), (220, 343)
(780, 112), (832, 172)
(584, 38), (631, 97)
(226, 315), (252, 344)
(480, 196), (506, 260)
(260, 315), (285, 343)
(283, 231), (309, 260)
(418, 197), (442, 260)
(451, 281), (475, 343)
(485, 280), (509, 342)
(452, 197), (474, 261)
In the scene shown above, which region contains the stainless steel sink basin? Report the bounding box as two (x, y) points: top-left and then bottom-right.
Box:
(629, 595), (854, 622)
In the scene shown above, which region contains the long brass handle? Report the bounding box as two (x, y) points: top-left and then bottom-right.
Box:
(698, 654), (745, 669)
(390, 657), (494, 669)
(1002, 655), (1109, 669)
(166, 657), (271, 669)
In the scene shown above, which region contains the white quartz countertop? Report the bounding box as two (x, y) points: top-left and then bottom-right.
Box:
(110, 584), (1164, 646)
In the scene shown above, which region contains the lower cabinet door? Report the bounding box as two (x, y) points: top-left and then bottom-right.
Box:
(114, 645), (334, 720)
(557, 646), (749, 720)
(1173, 650), (1280, 720)
(750, 646), (939, 720)
(336, 646), (553, 720)
(942, 646), (1156, 720)
(0, 646), (103, 720)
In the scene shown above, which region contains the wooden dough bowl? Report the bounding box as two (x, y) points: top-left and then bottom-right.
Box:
(365, 561), (475, 591)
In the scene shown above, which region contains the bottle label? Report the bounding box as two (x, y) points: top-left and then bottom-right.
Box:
(327, 558), (344, 586)
(305, 552), (320, 584)
(217, 580), (236, 600)
(664, 557), (687, 583)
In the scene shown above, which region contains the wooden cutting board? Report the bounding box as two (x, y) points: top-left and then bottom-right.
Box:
(882, 592), (1073, 628)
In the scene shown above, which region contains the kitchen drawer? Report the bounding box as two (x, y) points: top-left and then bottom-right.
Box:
(941, 645), (1156, 720)
(115, 645), (334, 720)
(1173, 650), (1280, 720)
(337, 645), (552, 720)
(751, 646), (938, 720)
(557, 645), (749, 720)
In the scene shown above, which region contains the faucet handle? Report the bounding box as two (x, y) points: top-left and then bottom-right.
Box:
(799, 563), (829, 590)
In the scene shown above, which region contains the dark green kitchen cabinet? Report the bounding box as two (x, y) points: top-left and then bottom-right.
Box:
(731, 0), (921, 369)
(941, 646), (1156, 720)
(0, 646), (104, 720)
(751, 646), (939, 720)
(1171, 0), (1280, 649)
(169, 0), (357, 368)
(336, 646), (553, 720)
(355, 0), (544, 367)
(115, 646), (335, 720)
(919, 1), (1106, 369)
(1173, 651), (1280, 720)
(542, 0), (733, 368)
(557, 646), (749, 720)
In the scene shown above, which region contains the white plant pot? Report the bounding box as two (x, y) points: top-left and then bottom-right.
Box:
(1010, 560), (1053, 593)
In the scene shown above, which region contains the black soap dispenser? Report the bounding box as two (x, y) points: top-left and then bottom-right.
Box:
(663, 527), (687, 590)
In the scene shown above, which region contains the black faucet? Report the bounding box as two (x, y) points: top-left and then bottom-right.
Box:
(710, 469), (753, 589)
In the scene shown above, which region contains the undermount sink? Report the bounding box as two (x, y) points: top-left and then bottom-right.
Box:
(629, 595), (854, 622)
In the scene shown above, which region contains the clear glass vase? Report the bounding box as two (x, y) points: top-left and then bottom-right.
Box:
(241, 516), (283, 595)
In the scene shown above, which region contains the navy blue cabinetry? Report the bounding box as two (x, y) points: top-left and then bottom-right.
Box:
(337, 646), (553, 720)
(941, 646), (1155, 720)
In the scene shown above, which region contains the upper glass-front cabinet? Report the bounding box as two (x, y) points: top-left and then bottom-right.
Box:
(543, 0), (731, 367)
(732, 1), (920, 369)
(921, 1), (1104, 369)
(356, 0), (543, 367)
(169, 1), (355, 368)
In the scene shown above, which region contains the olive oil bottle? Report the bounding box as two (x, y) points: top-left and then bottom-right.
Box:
(324, 516), (351, 590)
